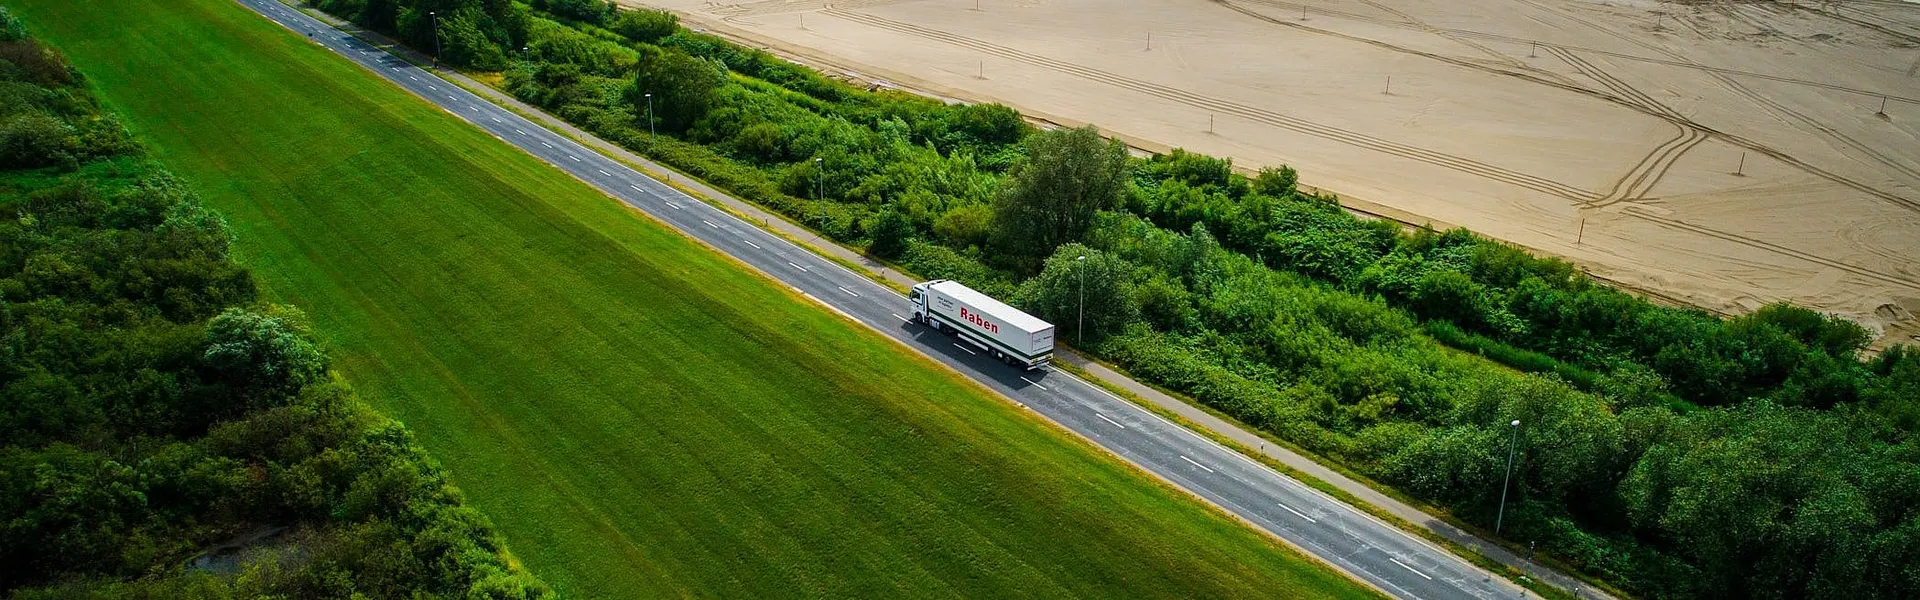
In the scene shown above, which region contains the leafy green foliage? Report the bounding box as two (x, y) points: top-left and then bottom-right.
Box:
(990, 126), (1129, 271)
(1015, 244), (1138, 344)
(632, 47), (724, 133)
(0, 13), (548, 598)
(610, 6), (676, 44)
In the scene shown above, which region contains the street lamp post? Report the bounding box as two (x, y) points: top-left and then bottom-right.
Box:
(1497, 418), (1521, 534)
(1076, 255), (1087, 343)
(644, 93), (655, 138)
(814, 157), (824, 201)
(428, 11), (441, 66)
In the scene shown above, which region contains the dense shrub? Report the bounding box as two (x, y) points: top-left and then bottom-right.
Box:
(611, 7), (677, 44)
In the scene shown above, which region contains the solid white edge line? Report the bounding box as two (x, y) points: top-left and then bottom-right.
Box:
(1096, 413), (1126, 429)
(1179, 455), (1216, 474)
(1277, 502), (1318, 523)
(953, 343), (976, 355)
(1389, 557), (1433, 581)
(1022, 377), (1049, 391)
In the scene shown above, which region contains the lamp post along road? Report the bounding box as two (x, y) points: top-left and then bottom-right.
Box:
(1076, 255), (1087, 343)
(814, 157), (824, 201)
(1497, 419), (1521, 534)
(644, 93), (655, 138)
(428, 11), (441, 66)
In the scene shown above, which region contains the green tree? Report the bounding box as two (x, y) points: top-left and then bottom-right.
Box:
(988, 126), (1128, 271)
(864, 208), (913, 259)
(933, 202), (991, 250)
(632, 48), (725, 134)
(611, 7), (677, 44)
(1014, 244), (1138, 344)
(1252, 165), (1298, 197)
(203, 306), (329, 401)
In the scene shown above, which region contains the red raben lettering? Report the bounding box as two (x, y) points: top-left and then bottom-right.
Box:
(958, 307), (999, 334)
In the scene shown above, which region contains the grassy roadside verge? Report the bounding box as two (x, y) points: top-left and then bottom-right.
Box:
(11, 0), (1384, 597)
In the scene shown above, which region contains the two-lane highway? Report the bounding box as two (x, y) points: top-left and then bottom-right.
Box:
(235, 2), (1529, 597)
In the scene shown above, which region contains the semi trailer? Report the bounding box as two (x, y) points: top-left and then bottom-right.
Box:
(909, 279), (1055, 370)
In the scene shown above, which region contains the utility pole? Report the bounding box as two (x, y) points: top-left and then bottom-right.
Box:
(429, 11), (441, 67)
(1497, 419), (1521, 535)
(1076, 255), (1087, 343)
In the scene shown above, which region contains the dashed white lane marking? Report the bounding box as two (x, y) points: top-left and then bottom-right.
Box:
(492, 117), (502, 123)
(408, 75), (418, 81)
(540, 142), (553, 149)
(787, 262), (810, 272)
(515, 129), (528, 136)
(953, 343), (976, 355)
(1277, 502), (1317, 523)
(469, 106), (479, 112)
(837, 286), (859, 297)
(664, 201), (682, 209)
(428, 85), (438, 91)
(892, 313), (909, 322)
(1389, 557), (1433, 580)
(1099, 414), (1130, 429)
(567, 155), (581, 162)
(1022, 377), (1048, 390)
(701, 220), (719, 229)
(1179, 455), (1216, 474)
(598, 169), (612, 177)
(742, 239), (761, 249)
(629, 184), (643, 191)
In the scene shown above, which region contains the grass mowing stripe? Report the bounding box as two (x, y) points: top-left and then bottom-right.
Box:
(10, 0), (1380, 598)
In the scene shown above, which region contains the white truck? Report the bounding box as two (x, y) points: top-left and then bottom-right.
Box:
(910, 279), (1055, 371)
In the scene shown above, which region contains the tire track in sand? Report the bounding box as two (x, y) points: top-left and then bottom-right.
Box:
(1543, 45), (1706, 204)
(817, 8), (1599, 203)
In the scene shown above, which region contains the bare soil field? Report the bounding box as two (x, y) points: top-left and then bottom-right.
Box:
(633, 0), (1920, 345)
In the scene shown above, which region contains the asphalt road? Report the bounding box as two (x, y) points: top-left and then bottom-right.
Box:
(234, 2), (1531, 598)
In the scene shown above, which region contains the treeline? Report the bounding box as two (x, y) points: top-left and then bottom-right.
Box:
(319, 3), (1920, 598)
(0, 10), (550, 598)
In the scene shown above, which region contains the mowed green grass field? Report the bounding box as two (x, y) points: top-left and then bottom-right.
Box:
(11, 0), (1378, 597)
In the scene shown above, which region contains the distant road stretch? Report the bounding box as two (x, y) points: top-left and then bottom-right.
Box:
(234, 2), (1528, 598)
